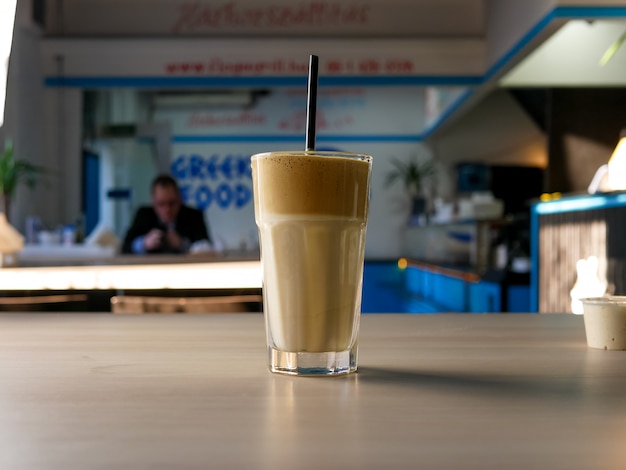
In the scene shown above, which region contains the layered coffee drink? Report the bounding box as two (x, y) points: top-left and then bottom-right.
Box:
(251, 151), (372, 375)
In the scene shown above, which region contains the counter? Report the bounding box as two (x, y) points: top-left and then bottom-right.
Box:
(0, 253), (262, 312)
(0, 260), (261, 291)
(17, 244), (259, 267)
(1, 313), (623, 469)
(0, 252), (261, 290)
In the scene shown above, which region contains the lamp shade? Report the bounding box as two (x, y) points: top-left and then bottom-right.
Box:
(607, 136), (626, 191)
(0, 212), (23, 253)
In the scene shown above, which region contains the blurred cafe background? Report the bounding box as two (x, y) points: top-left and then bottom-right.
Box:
(1, 0), (626, 314)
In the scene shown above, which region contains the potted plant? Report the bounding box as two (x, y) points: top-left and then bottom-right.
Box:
(0, 139), (47, 222)
(384, 156), (436, 223)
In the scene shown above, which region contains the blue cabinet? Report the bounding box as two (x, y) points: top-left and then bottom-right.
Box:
(405, 265), (468, 312)
(433, 273), (466, 311)
(507, 285), (531, 312)
(423, 270), (435, 301)
(367, 262), (530, 313)
(361, 262), (407, 313)
(405, 266), (424, 297)
(468, 281), (501, 313)
(404, 263), (528, 313)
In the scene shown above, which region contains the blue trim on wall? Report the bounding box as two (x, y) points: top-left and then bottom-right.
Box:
(484, 6), (626, 82)
(171, 134), (423, 143)
(427, 5), (626, 138)
(483, 9), (556, 81)
(530, 203), (540, 313)
(534, 193), (626, 215)
(324, 76), (483, 86)
(44, 75), (482, 88)
(45, 76), (306, 88)
(554, 6), (626, 18)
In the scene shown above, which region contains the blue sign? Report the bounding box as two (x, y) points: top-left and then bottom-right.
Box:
(171, 153), (253, 210)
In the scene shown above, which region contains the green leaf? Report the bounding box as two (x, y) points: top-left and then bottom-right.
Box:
(383, 155), (436, 194)
(600, 30), (626, 66)
(0, 139), (47, 198)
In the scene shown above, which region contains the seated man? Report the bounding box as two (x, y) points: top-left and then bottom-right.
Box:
(122, 174), (211, 254)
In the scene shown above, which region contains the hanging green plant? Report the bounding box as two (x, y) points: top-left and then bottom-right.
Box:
(0, 139), (47, 222)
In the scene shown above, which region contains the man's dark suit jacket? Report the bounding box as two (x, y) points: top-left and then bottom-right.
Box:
(121, 205), (211, 254)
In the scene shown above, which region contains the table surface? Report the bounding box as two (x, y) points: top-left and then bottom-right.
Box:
(1, 313), (625, 469)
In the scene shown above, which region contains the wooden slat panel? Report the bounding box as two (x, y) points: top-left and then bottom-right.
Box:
(537, 206), (626, 312)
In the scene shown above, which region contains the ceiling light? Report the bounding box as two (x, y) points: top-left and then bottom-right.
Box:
(607, 131), (626, 191)
(153, 92), (253, 109)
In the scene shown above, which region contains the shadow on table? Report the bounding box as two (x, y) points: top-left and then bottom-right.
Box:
(357, 366), (607, 405)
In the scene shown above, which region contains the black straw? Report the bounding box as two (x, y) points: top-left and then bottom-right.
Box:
(305, 55), (319, 151)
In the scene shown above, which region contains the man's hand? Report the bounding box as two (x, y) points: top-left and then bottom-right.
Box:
(143, 229), (164, 251)
(165, 228), (183, 250)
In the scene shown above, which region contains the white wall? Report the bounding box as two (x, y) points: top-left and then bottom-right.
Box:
(426, 90), (547, 201)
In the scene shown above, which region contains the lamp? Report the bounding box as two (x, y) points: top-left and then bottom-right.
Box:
(607, 131), (626, 191)
(0, 212), (23, 267)
(0, 0), (18, 128)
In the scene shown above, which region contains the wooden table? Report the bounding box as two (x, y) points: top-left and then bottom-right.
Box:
(1, 313), (625, 469)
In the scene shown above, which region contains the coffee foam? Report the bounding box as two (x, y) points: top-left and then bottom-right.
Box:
(251, 152), (371, 219)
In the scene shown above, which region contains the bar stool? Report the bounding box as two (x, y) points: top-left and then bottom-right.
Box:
(0, 294), (90, 312)
(110, 294), (262, 314)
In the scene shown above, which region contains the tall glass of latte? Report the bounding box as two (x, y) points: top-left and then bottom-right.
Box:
(251, 150), (372, 376)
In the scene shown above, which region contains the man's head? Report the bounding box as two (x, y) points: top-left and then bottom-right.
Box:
(151, 174), (182, 224)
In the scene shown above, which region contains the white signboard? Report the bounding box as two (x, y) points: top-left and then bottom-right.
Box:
(156, 85), (427, 254)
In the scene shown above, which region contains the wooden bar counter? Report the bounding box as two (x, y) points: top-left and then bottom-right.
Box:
(4, 252), (262, 291)
(1, 313), (625, 469)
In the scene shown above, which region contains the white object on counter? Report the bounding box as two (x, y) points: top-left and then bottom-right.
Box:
(189, 240), (214, 254)
(38, 230), (61, 245)
(19, 244), (117, 263)
(471, 191), (504, 220)
(84, 222), (121, 248)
